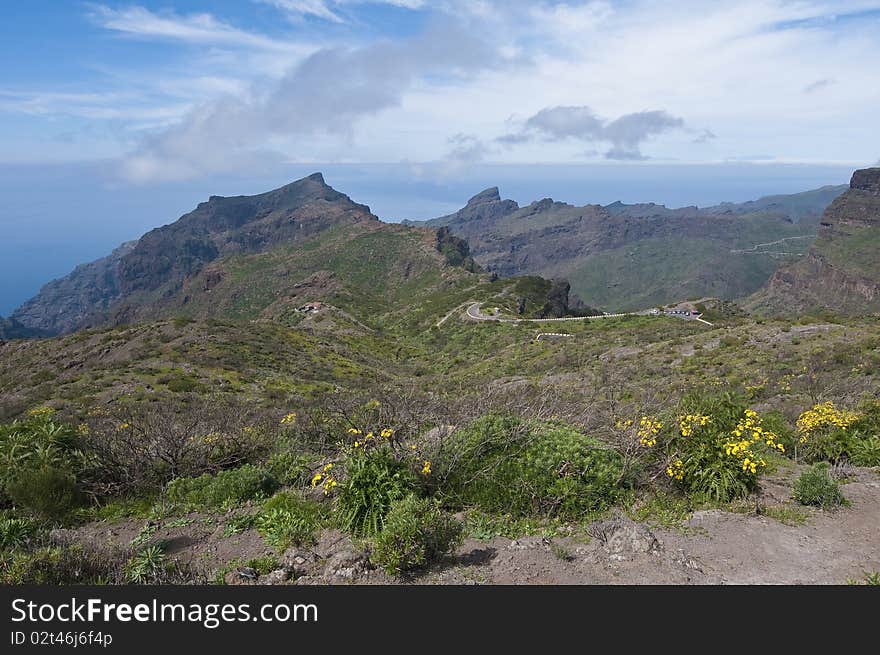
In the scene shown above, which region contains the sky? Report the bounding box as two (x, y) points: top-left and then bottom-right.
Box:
(1, 1), (879, 314)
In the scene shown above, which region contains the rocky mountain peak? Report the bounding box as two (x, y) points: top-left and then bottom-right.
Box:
(850, 167), (880, 196)
(9, 173), (378, 335)
(466, 187), (502, 206)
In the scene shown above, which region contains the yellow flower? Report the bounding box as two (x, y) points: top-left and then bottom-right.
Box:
(421, 460), (432, 475)
(796, 401), (859, 444)
(280, 412), (297, 425)
(322, 463), (334, 472)
(380, 428), (394, 439)
(637, 416), (662, 446)
(311, 473), (323, 487)
(347, 427), (362, 435)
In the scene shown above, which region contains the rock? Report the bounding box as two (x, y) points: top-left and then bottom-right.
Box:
(324, 549), (370, 579)
(47, 528), (77, 546)
(259, 568), (293, 585)
(588, 512), (663, 561)
(851, 167), (880, 196)
(224, 567), (259, 585)
(750, 167), (880, 315)
(281, 547), (317, 576)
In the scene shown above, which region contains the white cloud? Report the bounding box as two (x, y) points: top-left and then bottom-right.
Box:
(257, 0), (427, 23)
(5, 0), (880, 170)
(122, 19), (510, 180)
(88, 4), (298, 51)
(500, 106), (685, 160)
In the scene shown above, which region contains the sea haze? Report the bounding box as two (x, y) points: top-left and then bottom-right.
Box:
(0, 161), (857, 316)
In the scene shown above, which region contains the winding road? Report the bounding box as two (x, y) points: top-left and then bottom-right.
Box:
(463, 302), (713, 327)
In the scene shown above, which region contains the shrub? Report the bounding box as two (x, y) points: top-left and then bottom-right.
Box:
(0, 546), (122, 585)
(166, 465), (279, 510)
(125, 545), (169, 584)
(5, 466), (82, 521)
(80, 398), (273, 495)
(850, 436), (880, 467)
(795, 401), (860, 463)
(0, 514), (38, 550)
(0, 408), (85, 517)
(255, 492), (326, 550)
(794, 400), (880, 465)
(165, 375), (202, 393)
(335, 448), (418, 537)
(371, 495), (462, 575)
(265, 451), (311, 487)
(639, 392), (785, 502)
(436, 415), (626, 519)
(793, 463), (847, 508)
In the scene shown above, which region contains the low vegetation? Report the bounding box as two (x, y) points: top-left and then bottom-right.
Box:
(2, 302), (880, 583)
(792, 463), (847, 508)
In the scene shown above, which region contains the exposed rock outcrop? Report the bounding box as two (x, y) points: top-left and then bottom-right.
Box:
(748, 168), (880, 315)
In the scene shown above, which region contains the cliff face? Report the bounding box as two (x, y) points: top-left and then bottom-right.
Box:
(11, 173), (378, 335)
(748, 167), (880, 315)
(0, 316), (47, 341)
(420, 184), (842, 311)
(11, 241), (136, 336)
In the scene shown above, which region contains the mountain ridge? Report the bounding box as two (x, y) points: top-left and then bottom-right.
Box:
(10, 173), (379, 335)
(747, 167), (880, 315)
(414, 183), (846, 311)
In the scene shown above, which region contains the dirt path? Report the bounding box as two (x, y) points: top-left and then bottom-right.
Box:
(59, 468), (879, 585)
(433, 469), (880, 585)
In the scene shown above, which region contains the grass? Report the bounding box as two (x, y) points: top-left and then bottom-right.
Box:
(763, 504), (811, 526)
(627, 492), (693, 531)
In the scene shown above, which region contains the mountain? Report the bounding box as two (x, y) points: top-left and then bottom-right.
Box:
(11, 173), (378, 335)
(419, 185), (845, 311)
(0, 316), (46, 341)
(8, 173), (579, 338)
(747, 168), (880, 315)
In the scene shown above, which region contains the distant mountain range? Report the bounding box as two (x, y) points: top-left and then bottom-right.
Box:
(7, 169), (879, 343)
(1, 173), (581, 339)
(747, 168), (880, 315)
(414, 184), (846, 311)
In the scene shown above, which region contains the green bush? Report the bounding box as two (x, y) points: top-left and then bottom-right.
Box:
(0, 409), (85, 519)
(255, 492), (326, 550)
(371, 495), (462, 575)
(6, 466), (82, 521)
(0, 513), (38, 550)
(165, 375), (202, 393)
(335, 448), (418, 537)
(850, 436), (880, 467)
(795, 400), (880, 465)
(654, 391), (784, 502)
(436, 415), (626, 519)
(793, 463), (847, 508)
(0, 546), (120, 585)
(125, 545), (168, 584)
(166, 465), (279, 509)
(265, 451), (311, 487)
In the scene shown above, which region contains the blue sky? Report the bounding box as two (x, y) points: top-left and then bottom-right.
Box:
(3, 1), (880, 170)
(1, 1), (879, 313)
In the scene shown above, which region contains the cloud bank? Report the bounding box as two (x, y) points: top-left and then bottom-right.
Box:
(124, 19), (509, 180)
(501, 106), (685, 160)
